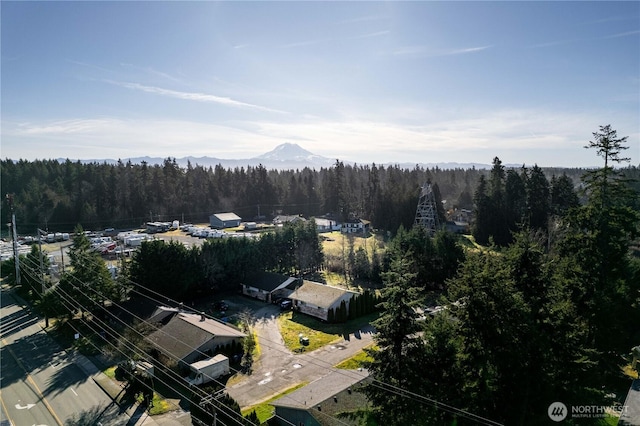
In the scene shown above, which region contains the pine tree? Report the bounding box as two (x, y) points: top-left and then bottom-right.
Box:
(364, 256), (429, 424)
(560, 125), (640, 367)
(57, 225), (118, 317)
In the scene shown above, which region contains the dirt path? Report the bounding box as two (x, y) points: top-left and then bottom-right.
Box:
(226, 305), (375, 408)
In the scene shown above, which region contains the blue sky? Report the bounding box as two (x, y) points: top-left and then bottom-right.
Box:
(2, 1), (638, 167)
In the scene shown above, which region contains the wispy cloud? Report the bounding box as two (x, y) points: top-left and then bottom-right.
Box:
(16, 118), (114, 135)
(531, 29), (640, 48)
(4, 108), (636, 166)
(69, 60), (118, 75)
(391, 45), (491, 57)
(105, 80), (286, 113)
(351, 30), (391, 40)
(444, 45), (492, 56)
(119, 63), (185, 85)
(602, 29), (640, 39)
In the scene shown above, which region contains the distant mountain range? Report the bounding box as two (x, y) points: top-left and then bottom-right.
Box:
(58, 143), (502, 170)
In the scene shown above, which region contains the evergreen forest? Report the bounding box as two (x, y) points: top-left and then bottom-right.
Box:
(6, 154), (638, 236)
(2, 125), (640, 425)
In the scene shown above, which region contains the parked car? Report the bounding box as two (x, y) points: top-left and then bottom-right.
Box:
(280, 299), (292, 310)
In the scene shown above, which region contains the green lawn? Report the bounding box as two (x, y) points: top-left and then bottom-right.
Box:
(241, 382), (307, 423)
(335, 344), (377, 369)
(103, 365), (117, 379)
(277, 311), (378, 353)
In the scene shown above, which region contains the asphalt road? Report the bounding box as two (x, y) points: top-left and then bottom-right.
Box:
(0, 288), (129, 426)
(227, 303), (375, 408)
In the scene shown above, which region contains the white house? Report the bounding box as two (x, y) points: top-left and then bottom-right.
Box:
(341, 219), (371, 236)
(313, 217), (341, 232)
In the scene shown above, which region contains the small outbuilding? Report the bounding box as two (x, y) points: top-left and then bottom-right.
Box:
(210, 212), (242, 229)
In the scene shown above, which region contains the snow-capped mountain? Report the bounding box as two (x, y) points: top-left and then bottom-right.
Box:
(56, 143), (497, 170)
(253, 143), (334, 166)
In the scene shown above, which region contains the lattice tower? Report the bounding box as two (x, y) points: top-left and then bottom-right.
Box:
(414, 182), (440, 236)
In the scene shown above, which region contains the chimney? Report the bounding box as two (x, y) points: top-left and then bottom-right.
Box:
(333, 396), (338, 403)
(200, 313), (206, 322)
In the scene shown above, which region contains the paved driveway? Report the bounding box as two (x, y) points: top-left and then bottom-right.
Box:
(226, 303), (375, 408)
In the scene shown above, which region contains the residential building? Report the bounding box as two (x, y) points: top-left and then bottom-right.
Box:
(146, 308), (246, 367)
(273, 215), (307, 226)
(287, 280), (359, 321)
(313, 218), (340, 232)
(340, 219), (370, 236)
(241, 272), (297, 303)
(272, 369), (370, 426)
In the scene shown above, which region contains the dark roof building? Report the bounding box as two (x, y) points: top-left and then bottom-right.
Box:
(272, 369), (370, 426)
(241, 272), (297, 302)
(146, 310), (245, 366)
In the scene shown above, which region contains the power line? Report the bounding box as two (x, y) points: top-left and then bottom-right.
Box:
(18, 256), (342, 426)
(30, 257), (353, 426)
(21, 242), (504, 426)
(18, 268), (248, 426)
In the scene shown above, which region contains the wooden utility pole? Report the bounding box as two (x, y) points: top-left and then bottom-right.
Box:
(6, 194), (21, 285)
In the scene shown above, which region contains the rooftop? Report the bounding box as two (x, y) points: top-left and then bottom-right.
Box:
(146, 312), (245, 361)
(244, 271), (296, 292)
(272, 369), (369, 410)
(212, 212), (241, 221)
(288, 280), (359, 309)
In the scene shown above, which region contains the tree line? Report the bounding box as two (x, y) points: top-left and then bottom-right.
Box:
(363, 125), (640, 425)
(130, 219), (324, 301)
(5, 154), (628, 236)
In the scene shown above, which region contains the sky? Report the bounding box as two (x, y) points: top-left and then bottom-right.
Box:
(1, 1), (639, 168)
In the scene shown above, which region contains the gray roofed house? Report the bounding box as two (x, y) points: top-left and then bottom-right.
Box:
(273, 215), (307, 225)
(210, 212), (242, 229)
(147, 306), (179, 324)
(241, 272), (297, 302)
(146, 311), (246, 366)
(272, 369), (370, 426)
(288, 280), (359, 321)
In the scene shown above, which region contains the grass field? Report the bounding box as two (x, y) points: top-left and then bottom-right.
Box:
(277, 311), (378, 353)
(241, 382), (307, 423)
(321, 231), (384, 258)
(334, 344), (377, 369)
